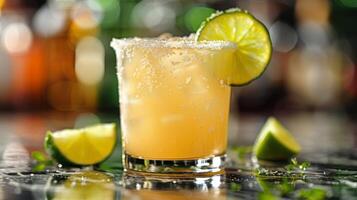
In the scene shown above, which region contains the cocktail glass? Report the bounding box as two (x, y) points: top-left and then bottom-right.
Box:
(111, 37), (236, 176)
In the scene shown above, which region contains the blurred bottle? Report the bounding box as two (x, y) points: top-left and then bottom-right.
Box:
(286, 46), (345, 109)
(0, 0), (47, 110)
(41, 0), (103, 112)
(39, 1), (78, 112)
(285, 0), (346, 110)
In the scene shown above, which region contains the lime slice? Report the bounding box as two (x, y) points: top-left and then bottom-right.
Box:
(253, 117), (301, 161)
(45, 123), (116, 166)
(49, 171), (115, 200)
(196, 8), (272, 86)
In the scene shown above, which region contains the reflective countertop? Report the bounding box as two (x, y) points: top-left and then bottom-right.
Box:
(0, 112), (356, 200)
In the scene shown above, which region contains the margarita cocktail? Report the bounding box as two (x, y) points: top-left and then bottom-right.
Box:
(111, 38), (235, 174)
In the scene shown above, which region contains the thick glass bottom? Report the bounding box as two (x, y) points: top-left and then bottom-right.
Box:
(123, 153), (226, 178)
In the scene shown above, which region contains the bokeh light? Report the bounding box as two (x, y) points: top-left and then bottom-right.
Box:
(70, 0), (102, 41)
(49, 0), (76, 10)
(75, 36), (105, 86)
(0, 0), (4, 10)
(74, 112), (101, 128)
(131, 0), (178, 33)
(296, 0), (330, 26)
(287, 48), (343, 107)
(298, 22), (330, 48)
(33, 4), (66, 37)
(270, 21), (298, 53)
(1, 22), (33, 54)
(71, 0), (103, 30)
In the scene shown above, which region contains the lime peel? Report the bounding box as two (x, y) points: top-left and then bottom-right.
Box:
(253, 117), (301, 161)
(45, 123), (117, 166)
(195, 8), (272, 86)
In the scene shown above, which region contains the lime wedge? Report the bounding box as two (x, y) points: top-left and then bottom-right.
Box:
(253, 117), (300, 161)
(196, 8), (272, 86)
(45, 123), (116, 166)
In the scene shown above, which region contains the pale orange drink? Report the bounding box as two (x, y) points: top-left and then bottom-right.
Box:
(111, 37), (236, 175)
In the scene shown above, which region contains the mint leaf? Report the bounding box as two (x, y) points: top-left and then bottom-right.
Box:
(31, 151), (54, 171)
(31, 151), (47, 162)
(298, 188), (326, 200)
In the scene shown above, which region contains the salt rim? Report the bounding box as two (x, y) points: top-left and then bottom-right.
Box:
(110, 37), (237, 50)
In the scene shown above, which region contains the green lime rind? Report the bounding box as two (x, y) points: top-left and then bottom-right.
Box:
(253, 117), (301, 161)
(44, 123), (117, 166)
(254, 131), (298, 161)
(195, 8), (243, 41)
(45, 131), (79, 167)
(196, 8), (272, 86)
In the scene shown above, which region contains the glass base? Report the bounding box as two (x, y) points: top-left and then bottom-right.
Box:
(123, 153), (226, 177)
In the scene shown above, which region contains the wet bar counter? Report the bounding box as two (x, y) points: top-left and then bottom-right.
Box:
(0, 112), (356, 200)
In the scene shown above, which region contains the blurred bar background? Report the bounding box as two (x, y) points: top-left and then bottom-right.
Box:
(0, 0), (356, 122)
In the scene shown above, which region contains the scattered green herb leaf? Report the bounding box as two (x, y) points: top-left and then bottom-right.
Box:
(285, 158), (311, 173)
(31, 151), (54, 171)
(299, 161), (311, 170)
(230, 182), (241, 192)
(291, 158), (298, 165)
(298, 188), (327, 200)
(258, 192), (278, 200)
(32, 163), (47, 172)
(278, 179), (295, 196)
(31, 151), (47, 162)
(255, 167), (269, 176)
(232, 146), (253, 159)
